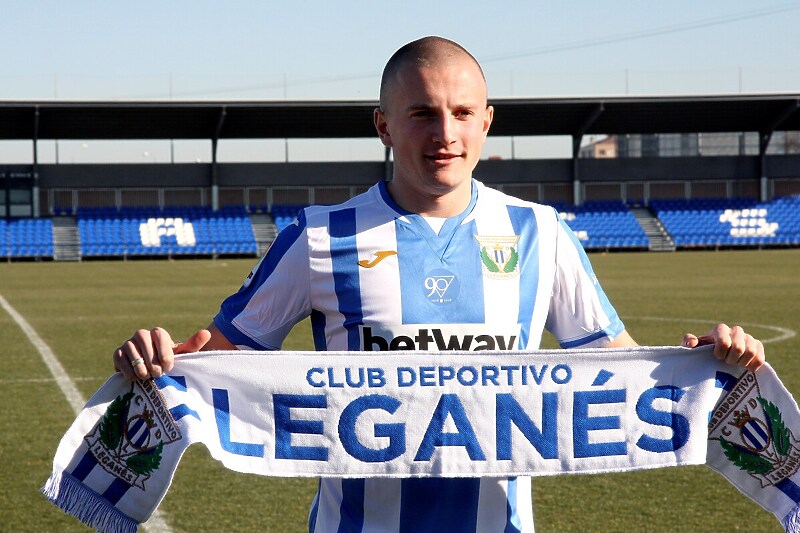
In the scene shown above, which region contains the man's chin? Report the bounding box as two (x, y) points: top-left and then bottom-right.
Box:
(428, 169), (470, 187)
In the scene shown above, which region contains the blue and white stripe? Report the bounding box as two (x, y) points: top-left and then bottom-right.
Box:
(214, 179), (625, 532)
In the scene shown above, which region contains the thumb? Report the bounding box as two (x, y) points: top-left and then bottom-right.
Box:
(682, 332), (713, 348)
(682, 333), (699, 348)
(174, 329), (212, 354)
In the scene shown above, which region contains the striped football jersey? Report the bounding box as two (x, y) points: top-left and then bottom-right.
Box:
(213, 179), (625, 532)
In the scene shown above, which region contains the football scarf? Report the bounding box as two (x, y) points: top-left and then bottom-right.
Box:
(43, 346), (800, 532)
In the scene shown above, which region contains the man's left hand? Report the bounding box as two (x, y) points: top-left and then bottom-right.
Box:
(682, 323), (765, 372)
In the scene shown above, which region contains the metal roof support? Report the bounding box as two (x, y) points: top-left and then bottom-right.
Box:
(33, 106), (40, 217)
(759, 99), (799, 202)
(384, 146), (392, 182)
(211, 106), (227, 212)
(571, 135), (582, 206)
(572, 103), (604, 205)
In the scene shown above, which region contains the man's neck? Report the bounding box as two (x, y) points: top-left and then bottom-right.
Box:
(386, 179), (472, 218)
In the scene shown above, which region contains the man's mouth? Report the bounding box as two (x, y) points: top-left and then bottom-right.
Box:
(426, 152), (462, 163)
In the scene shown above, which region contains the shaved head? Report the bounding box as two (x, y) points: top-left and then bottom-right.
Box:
(379, 36), (486, 109)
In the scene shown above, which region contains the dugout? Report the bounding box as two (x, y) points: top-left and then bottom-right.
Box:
(0, 94), (799, 218)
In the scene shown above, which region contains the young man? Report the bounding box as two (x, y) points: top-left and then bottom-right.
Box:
(114, 36), (765, 532)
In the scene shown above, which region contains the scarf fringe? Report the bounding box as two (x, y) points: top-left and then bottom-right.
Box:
(42, 470), (138, 533)
(784, 503), (800, 533)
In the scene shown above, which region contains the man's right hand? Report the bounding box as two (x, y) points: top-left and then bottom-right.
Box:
(114, 327), (211, 381)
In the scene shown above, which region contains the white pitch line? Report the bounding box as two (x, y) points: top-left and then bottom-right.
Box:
(0, 376), (102, 384)
(0, 293), (173, 533)
(624, 316), (797, 344)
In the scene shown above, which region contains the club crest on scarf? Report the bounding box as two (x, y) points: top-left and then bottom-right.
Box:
(709, 371), (800, 488)
(84, 379), (181, 490)
(475, 235), (520, 279)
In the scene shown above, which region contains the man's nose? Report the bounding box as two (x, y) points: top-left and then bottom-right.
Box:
(432, 115), (457, 145)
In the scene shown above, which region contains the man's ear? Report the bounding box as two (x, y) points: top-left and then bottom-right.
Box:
(483, 105), (494, 137)
(374, 107), (393, 147)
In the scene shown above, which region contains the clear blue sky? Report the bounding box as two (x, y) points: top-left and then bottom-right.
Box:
(1, 0), (798, 162)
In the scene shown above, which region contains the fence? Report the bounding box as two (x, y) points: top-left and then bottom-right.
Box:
(40, 177), (800, 215)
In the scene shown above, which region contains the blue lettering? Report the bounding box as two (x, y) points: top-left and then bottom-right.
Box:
(573, 389), (626, 458)
(367, 368), (386, 388)
(482, 366), (500, 386)
(306, 368), (325, 388)
(339, 395), (405, 462)
(398, 367), (416, 387)
(501, 365), (519, 385)
(496, 393), (558, 460)
(273, 394), (328, 461)
(414, 394), (486, 461)
(457, 366), (478, 386)
(438, 366), (455, 386)
(551, 364), (572, 384)
(327, 368), (344, 388)
(419, 366), (436, 387)
(212, 388), (264, 457)
(345, 367), (365, 388)
(636, 386), (690, 453)
(529, 365), (548, 385)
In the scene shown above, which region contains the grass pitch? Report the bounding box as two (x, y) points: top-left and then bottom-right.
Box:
(1, 249), (798, 532)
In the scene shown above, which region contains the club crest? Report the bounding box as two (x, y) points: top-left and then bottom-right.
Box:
(475, 235), (520, 280)
(84, 379), (181, 490)
(709, 371), (800, 488)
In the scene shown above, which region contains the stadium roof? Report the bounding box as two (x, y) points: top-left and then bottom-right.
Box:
(0, 93), (798, 141)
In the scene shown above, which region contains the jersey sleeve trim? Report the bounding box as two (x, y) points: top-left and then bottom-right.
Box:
(212, 315), (279, 350)
(558, 318), (625, 349)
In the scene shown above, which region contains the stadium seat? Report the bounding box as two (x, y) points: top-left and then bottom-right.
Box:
(546, 200), (649, 251)
(651, 196), (800, 249)
(75, 205), (258, 258)
(1, 218), (54, 259)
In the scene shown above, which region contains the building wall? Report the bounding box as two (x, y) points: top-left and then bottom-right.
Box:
(3, 153), (799, 215)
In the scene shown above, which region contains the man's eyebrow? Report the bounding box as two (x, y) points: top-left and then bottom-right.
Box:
(404, 102), (483, 112)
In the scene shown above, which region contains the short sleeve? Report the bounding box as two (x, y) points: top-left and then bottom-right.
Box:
(545, 215), (625, 348)
(213, 211), (312, 349)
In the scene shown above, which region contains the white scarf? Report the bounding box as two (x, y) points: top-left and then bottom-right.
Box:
(43, 346), (800, 532)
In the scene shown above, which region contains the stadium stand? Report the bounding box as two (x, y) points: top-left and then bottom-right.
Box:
(3, 194), (798, 261)
(270, 200), (650, 251)
(0, 218), (54, 259)
(650, 196), (800, 248)
(76, 205), (257, 258)
(549, 200), (650, 250)
(271, 204), (307, 232)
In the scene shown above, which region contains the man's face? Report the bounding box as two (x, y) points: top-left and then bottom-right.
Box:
(374, 56), (493, 213)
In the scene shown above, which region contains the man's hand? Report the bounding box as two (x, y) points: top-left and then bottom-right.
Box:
(113, 327), (211, 381)
(682, 323), (765, 372)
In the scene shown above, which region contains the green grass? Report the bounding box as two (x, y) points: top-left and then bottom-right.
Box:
(1, 250), (798, 532)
